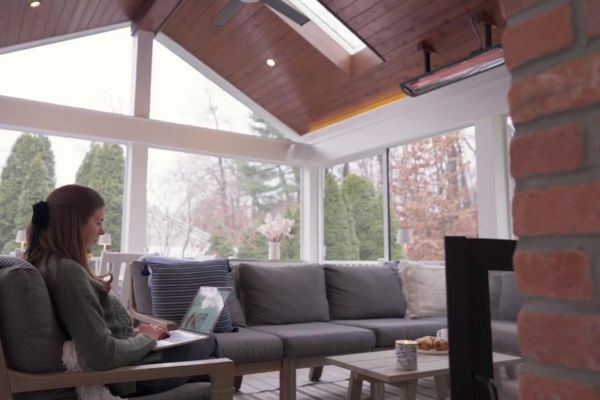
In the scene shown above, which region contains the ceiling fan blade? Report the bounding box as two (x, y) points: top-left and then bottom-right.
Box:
(214, 0), (243, 26)
(263, 0), (310, 26)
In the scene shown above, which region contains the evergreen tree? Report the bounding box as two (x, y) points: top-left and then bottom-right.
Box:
(323, 172), (358, 260)
(0, 134), (55, 253)
(208, 223), (234, 257)
(76, 143), (124, 253)
(15, 155), (51, 230)
(249, 114), (286, 140)
(342, 175), (383, 261)
(281, 206), (300, 260)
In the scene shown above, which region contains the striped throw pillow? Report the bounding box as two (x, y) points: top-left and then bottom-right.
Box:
(146, 258), (234, 333)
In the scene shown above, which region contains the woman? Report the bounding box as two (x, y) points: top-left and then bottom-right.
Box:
(26, 184), (217, 395)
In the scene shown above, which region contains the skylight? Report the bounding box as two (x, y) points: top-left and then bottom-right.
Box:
(287, 0), (366, 55)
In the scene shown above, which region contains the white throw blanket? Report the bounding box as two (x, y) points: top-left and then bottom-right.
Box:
(62, 341), (127, 400)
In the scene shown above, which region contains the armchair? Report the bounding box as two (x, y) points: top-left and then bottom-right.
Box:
(0, 256), (234, 400)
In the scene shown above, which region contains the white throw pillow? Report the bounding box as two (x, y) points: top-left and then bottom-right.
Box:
(398, 260), (447, 319)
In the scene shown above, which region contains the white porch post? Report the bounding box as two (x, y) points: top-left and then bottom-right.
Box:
(122, 30), (152, 252)
(474, 114), (511, 239)
(300, 166), (321, 262)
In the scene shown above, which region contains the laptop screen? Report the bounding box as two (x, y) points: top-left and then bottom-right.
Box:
(179, 287), (231, 335)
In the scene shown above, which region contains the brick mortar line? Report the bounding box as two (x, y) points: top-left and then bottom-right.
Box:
(514, 164), (600, 192)
(510, 42), (592, 81)
(517, 235), (600, 251)
(522, 298), (600, 316)
(520, 359), (600, 390)
(505, 0), (570, 28)
(572, 0), (589, 51)
(510, 103), (600, 136)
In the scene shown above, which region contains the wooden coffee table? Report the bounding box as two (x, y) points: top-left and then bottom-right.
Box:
(326, 350), (521, 400)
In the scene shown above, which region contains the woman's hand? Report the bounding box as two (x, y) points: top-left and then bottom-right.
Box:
(135, 324), (170, 341)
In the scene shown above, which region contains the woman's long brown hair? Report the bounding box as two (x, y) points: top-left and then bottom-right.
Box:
(26, 184), (111, 289)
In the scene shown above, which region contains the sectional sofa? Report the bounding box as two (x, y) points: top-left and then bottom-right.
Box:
(130, 260), (458, 400)
(131, 259), (524, 399)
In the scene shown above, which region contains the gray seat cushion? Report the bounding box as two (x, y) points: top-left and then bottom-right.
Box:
(215, 328), (283, 363)
(324, 264), (405, 319)
(332, 318), (447, 347)
(239, 263), (330, 324)
(249, 322), (375, 358)
(491, 320), (520, 356)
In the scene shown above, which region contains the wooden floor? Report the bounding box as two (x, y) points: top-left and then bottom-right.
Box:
(234, 366), (520, 399)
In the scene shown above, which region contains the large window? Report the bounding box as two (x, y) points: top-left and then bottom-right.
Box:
(0, 28), (132, 114)
(147, 149), (300, 259)
(323, 155), (393, 261)
(0, 130), (126, 255)
(388, 128), (478, 260)
(150, 41), (284, 138)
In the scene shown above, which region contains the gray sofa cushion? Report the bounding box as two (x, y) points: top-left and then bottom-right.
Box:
(332, 317), (447, 347)
(491, 320), (520, 356)
(239, 263), (330, 325)
(324, 264), (405, 319)
(249, 322), (375, 358)
(226, 269), (246, 327)
(215, 327), (283, 363)
(488, 272), (503, 320)
(498, 272), (524, 321)
(0, 257), (74, 400)
(132, 260), (153, 314)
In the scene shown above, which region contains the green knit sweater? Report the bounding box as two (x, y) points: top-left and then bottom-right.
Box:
(44, 255), (160, 371)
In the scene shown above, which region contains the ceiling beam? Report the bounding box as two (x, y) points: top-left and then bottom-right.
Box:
(131, 0), (187, 36)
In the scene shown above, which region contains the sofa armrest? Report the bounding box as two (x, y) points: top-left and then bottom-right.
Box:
(7, 358), (234, 400)
(129, 308), (178, 330)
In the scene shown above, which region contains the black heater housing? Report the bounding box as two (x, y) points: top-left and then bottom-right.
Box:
(444, 236), (517, 400)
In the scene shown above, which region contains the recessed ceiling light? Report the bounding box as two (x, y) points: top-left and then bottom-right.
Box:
(266, 59), (276, 67)
(29, 0), (41, 7)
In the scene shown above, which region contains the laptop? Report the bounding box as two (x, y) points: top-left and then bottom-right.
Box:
(154, 286), (232, 350)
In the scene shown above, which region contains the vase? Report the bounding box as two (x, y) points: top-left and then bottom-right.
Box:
(268, 241), (281, 260)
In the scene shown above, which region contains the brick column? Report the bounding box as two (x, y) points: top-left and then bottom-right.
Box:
(500, 0), (600, 398)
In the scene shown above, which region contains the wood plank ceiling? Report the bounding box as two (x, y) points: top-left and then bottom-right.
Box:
(0, 0), (504, 136)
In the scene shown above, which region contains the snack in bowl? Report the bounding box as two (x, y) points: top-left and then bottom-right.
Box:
(433, 337), (449, 351)
(416, 336), (448, 352)
(415, 336), (434, 351)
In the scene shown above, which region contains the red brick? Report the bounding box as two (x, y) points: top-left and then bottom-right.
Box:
(508, 51), (600, 124)
(521, 373), (599, 400)
(503, 4), (574, 70)
(589, 0), (600, 38)
(513, 182), (600, 236)
(510, 124), (583, 179)
(519, 311), (600, 372)
(514, 250), (593, 300)
(500, 0), (540, 19)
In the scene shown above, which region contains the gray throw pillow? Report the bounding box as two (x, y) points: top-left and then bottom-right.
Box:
(146, 257), (235, 332)
(324, 264), (405, 319)
(498, 272), (524, 321)
(239, 263), (330, 325)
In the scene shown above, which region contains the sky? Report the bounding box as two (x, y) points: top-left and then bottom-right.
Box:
(0, 27), (258, 191)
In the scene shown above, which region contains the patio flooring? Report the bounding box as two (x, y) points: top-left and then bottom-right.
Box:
(234, 366), (520, 399)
